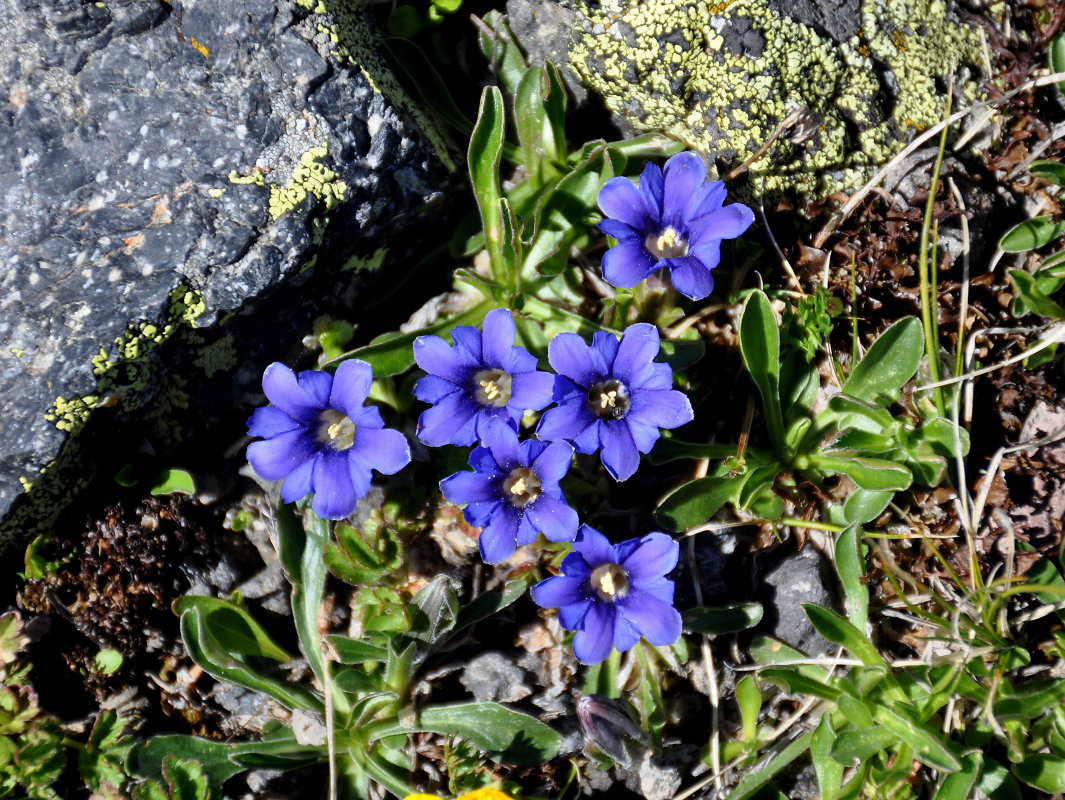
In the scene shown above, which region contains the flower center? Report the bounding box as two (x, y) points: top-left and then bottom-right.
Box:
(502, 467), (542, 508)
(587, 379), (631, 421)
(644, 226), (689, 259)
(317, 409), (356, 451)
(473, 368), (513, 408)
(590, 564), (631, 602)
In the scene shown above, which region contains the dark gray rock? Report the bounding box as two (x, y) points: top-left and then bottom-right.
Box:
(756, 546), (839, 656)
(0, 0), (457, 548)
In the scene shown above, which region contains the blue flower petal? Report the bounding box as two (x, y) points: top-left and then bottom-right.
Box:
(527, 494), (579, 542)
(473, 407), (517, 444)
(560, 551), (593, 580)
(619, 532), (679, 582)
(280, 457), (316, 503)
(413, 374), (459, 404)
(247, 406), (301, 439)
(297, 369), (334, 410)
(329, 360), (373, 417)
(468, 444), (503, 476)
(352, 427), (410, 476)
(413, 334), (474, 383)
(548, 332), (600, 386)
(262, 363), (320, 421)
(611, 323), (661, 387)
(689, 203), (755, 244)
(625, 418), (662, 453)
(441, 470), (501, 505)
(530, 575), (587, 609)
(597, 218), (641, 242)
(558, 598), (592, 630)
(612, 612), (642, 652)
(463, 500), (504, 528)
(665, 256), (715, 300)
(686, 179), (727, 221)
(479, 511), (520, 563)
(498, 345), (539, 376)
(247, 429), (316, 481)
(481, 308), (516, 369)
(479, 418), (521, 467)
(630, 388), (694, 430)
(572, 602), (616, 664)
(638, 161), (664, 215)
(516, 512), (539, 546)
(531, 440), (575, 486)
(617, 587), (682, 647)
(347, 460), (373, 501)
(589, 331), (621, 374)
(602, 239), (658, 289)
(599, 421), (641, 481)
(311, 450), (358, 519)
(571, 418), (601, 455)
(510, 370), (555, 412)
(662, 152), (707, 228)
(450, 325), (483, 364)
(416, 391), (479, 447)
(572, 525), (617, 568)
(689, 240), (722, 273)
(598, 176), (655, 232)
(631, 576), (676, 607)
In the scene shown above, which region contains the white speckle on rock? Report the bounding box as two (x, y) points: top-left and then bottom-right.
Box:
(86, 196), (105, 212)
(126, 150), (140, 165)
(28, 272), (39, 286)
(213, 157), (226, 169)
(139, 124), (148, 137)
(95, 170), (109, 183)
(367, 113), (384, 138)
(107, 268), (121, 282)
(140, 264), (153, 276)
(235, 124), (247, 139)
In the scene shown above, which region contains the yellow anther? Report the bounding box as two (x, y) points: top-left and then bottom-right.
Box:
(599, 570), (617, 596)
(480, 379), (501, 401)
(600, 390), (618, 410)
(509, 477), (527, 496)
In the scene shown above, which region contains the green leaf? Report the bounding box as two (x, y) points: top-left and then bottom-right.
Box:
(1049, 32), (1065, 96)
(811, 715), (843, 800)
(150, 469), (195, 496)
(683, 603), (763, 635)
(871, 704), (960, 772)
(739, 290), (785, 453)
(1009, 269), (1065, 319)
(476, 11), (525, 100)
(842, 488), (893, 525)
(936, 752), (983, 800)
(172, 596), (292, 663)
(398, 575), (461, 664)
(647, 439), (739, 465)
(515, 66), (548, 185)
(724, 731), (812, 800)
(979, 758), (1023, 800)
(601, 132), (685, 162)
(834, 526), (868, 630)
(454, 577), (528, 631)
(736, 676), (761, 746)
(807, 453), (912, 491)
(80, 711), (131, 793)
(92, 648), (124, 675)
(830, 726), (898, 765)
(325, 522), (403, 586)
(325, 635), (389, 664)
(757, 668), (842, 703)
(1029, 159), (1065, 188)
(824, 394), (896, 432)
(655, 475), (742, 531)
(371, 702), (561, 764)
(803, 604), (884, 667)
(999, 215), (1065, 253)
(469, 86), (507, 281)
(841, 317), (922, 403)
(1013, 754), (1065, 793)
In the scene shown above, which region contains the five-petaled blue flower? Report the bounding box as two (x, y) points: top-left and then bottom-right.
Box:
(413, 308), (555, 447)
(536, 323), (693, 482)
(531, 526), (682, 664)
(597, 151), (754, 301)
(441, 420), (578, 563)
(247, 360), (411, 520)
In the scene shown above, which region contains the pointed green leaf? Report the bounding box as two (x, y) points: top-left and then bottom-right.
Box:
(811, 715), (844, 800)
(842, 317), (922, 403)
(803, 604), (883, 667)
(830, 726), (898, 766)
(807, 453), (912, 491)
(1000, 215), (1065, 253)
(655, 475), (743, 531)
(683, 603), (762, 635)
(739, 290), (785, 452)
(835, 526), (868, 630)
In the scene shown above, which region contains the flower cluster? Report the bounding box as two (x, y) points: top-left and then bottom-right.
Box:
(597, 151), (753, 301)
(246, 360), (410, 520)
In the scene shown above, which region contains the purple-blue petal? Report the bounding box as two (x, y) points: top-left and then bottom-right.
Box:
(498, 345), (539, 375)
(662, 152), (707, 229)
(630, 388), (694, 431)
(527, 494), (579, 542)
(479, 512), (520, 563)
(599, 422), (641, 481)
(617, 587), (682, 647)
(468, 444), (503, 476)
(531, 440), (575, 486)
(450, 325), (484, 364)
(297, 369), (334, 410)
(509, 370), (555, 412)
(589, 331), (621, 374)
(481, 308), (516, 369)
(558, 598), (592, 631)
(413, 374), (459, 405)
(261, 363), (320, 421)
(598, 176), (655, 232)
(689, 240), (722, 273)
(598, 218), (642, 242)
(441, 470), (501, 505)
(416, 392), (479, 447)
(625, 418), (662, 453)
(572, 601), (616, 664)
(560, 550), (593, 580)
(247, 429), (316, 481)
(619, 532), (679, 582)
(247, 406), (301, 439)
(612, 612), (642, 652)
(602, 240), (658, 289)
(689, 203), (755, 244)
(530, 575), (587, 609)
(463, 500), (503, 529)
(351, 426), (410, 476)
(480, 417), (522, 467)
(279, 458), (315, 503)
(572, 525), (616, 568)
(666, 256), (715, 301)
(632, 576), (676, 607)
(348, 460), (373, 502)
(571, 419), (601, 455)
(638, 161), (664, 215)
(686, 179), (727, 221)
(548, 333), (599, 386)
(329, 360), (373, 417)
(413, 335), (473, 383)
(311, 450), (358, 519)
(611, 323), (661, 387)
(515, 512), (540, 546)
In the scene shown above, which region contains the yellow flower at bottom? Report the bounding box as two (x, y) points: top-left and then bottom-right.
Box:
(405, 790), (516, 800)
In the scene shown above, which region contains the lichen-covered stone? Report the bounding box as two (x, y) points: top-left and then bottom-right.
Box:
(0, 0), (456, 547)
(528, 0), (983, 198)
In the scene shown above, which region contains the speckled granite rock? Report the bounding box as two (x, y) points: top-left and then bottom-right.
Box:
(507, 0), (986, 198)
(0, 0), (456, 548)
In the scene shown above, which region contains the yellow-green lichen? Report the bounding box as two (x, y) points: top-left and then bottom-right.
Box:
(207, 187), (226, 198)
(570, 0), (982, 198)
(341, 246), (389, 272)
(193, 333), (238, 378)
(229, 143), (349, 220)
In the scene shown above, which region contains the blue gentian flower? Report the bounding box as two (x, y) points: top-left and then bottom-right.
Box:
(536, 323), (693, 482)
(597, 151), (754, 301)
(531, 526), (682, 664)
(440, 421), (578, 563)
(413, 308), (554, 447)
(247, 360), (411, 520)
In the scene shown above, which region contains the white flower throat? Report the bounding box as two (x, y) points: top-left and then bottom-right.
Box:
(503, 467), (541, 508)
(645, 226), (689, 259)
(591, 564), (631, 602)
(317, 409), (356, 451)
(474, 368), (513, 407)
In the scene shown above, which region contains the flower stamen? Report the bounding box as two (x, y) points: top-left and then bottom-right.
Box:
(317, 409), (356, 451)
(473, 368), (513, 408)
(590, 563), (631, 601)
(587, 379), (631, 420)
(644, 226), (689, 259)
(503, 467), (542, 508)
